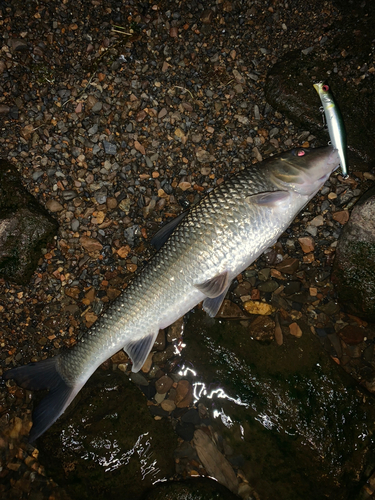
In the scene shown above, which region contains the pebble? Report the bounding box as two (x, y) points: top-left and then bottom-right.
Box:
(243, 300), (276, 315)
(276, 258), (299, 274)
(45, 199), (63, 212)
(289, 322), (302, 338)
(338, 325), (364, 345)
(298, 236), (315, 253)
(250, 316), (276, 341)
(161, 399), (176, 413)
(332, 210), (350, 224)
(155, 375), (173, 394)
(79, 235), (103, 252)
(175, 380), (193, 408)
(103, 140), (117, 155)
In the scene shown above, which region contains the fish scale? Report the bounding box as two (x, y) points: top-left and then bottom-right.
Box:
(4, 145), (340, 441)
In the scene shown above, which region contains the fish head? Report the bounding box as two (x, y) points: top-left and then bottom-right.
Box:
(269, 146), (340, 197)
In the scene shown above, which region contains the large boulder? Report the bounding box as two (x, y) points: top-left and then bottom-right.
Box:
(0, 160), (58, 284)
(332, 187), (375, 321)
(265, 2), (375, 167)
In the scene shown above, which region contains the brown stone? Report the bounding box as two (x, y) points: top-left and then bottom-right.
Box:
(155, 375), (174, 394)
(111, 350), (129, 364)
(338, 325), (365, 345)
(276, 257), (299, 274)
(298, 236), (315, 253)
(216, 300), (247, 319)
(80, 235), (103, 253)
(65, 286), (81, 299)
(332, 210), (350, 224)
(175, 380), (193, 408)
(289, 322), (302, 338)
(250, 315), (275, 341)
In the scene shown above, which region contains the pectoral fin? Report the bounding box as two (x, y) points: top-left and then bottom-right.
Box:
(245, 191), (290, 207)
(151, 211), (188, 250)
(124, 330), (160, 373)
(194, 271), (229, 298)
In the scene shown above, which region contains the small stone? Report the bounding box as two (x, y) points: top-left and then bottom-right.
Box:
(80, 235), (103, 252)
(338, 325), (364, 345)
(117, 245), (131, 258)
(92, 101), (103, 112)
(289, 322), (302, 338)
(298, 236), (315, 253)
(65, 287), (81, 299)
(257, 280), (278, 293)
(161, 399), (176, 412)
(111, 351), (129, 364)
(276, 257), (299, 274)
(243, 301), (275, 315)
(167, 317), (184, 342)
(310, 215), (324, 226)
(103, 140), (117, 155)
(178, 181), (191, 191)
(251, 315), (275, 341)
(332, 210), (350, 224)
(134, 140), (146, 155)
(0, 104), (10, 115)
(201, 8), (214, 23)
(175, 379), (193, 408)
(155, 375), (173, 394)
(46, 199), (64, 212)
(141, 352), (154, 373)
(216, 300), (247, 319)
(107, 197), (118, 209)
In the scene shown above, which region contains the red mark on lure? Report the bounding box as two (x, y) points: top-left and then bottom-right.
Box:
(297, 150), (306, 157)
(322, 84), (330, 92)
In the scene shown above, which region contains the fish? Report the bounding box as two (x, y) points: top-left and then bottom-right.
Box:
(313, 81), (349, 178)
(3, 146), (340, 441)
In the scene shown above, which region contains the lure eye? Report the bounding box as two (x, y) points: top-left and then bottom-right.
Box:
(291, 148), (306, 157)
(322, 84), (329, 92)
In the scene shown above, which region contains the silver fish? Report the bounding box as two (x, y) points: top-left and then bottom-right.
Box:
(4, 146), (340, 441)
(313, 81), (349, 178)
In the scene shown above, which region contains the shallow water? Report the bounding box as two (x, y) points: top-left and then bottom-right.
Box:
(182, 311), (375, 499)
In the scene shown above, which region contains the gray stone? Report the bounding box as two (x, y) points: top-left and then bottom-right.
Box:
(0, 160), (58, 284)
(103, 140), (117, 155)
(332, 186), (375, 321)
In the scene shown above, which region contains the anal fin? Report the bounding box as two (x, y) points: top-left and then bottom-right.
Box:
(124, 330), (160, 373)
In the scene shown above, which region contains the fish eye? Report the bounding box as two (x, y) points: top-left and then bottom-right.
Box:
(322, 84), (330, 92)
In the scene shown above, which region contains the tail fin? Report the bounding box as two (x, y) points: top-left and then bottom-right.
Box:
(3, 357), (81, 442)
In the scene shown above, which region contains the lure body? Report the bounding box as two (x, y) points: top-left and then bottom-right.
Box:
(314, 82), (348, 178)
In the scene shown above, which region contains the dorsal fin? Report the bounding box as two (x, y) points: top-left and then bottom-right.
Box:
(151, 211), (188, 250)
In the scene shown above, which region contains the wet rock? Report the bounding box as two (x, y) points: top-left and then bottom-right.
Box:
(155, 375), (173, 394)
(37, 371), (177, 500)
(193, 429), (238, 494)
(250, 315), (275, 342)
(141, 478), (240, 500)
(176, 422), (195, 441)
(175, 380), (193, 408)
(276, 257), (299, 275)
(332, 210), (350, 225)
(338, 325), (365, 345)
(167, 317), (184, 342)
(243, 300), (275, 315)
(216, 299), (248, 319)
(257, 279), (279, 293)
(332, 187), (375, 321)
(0, 160), (58, 284)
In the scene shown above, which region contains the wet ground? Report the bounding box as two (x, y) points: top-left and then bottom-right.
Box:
(1, 0), (375, 498)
